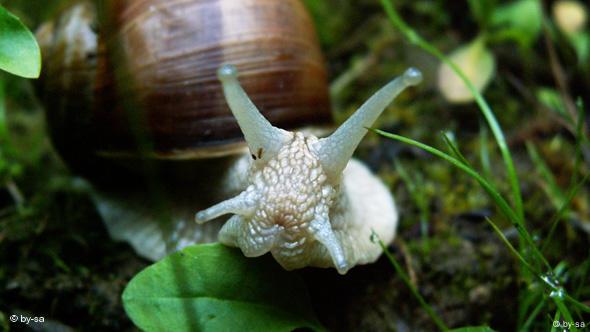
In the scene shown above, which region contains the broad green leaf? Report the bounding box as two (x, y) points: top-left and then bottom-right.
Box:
(437, 38), (496, 104)
(490, 0), (542, 47)
(449, 327), (497, 332)
(0, 5), (40, 78)
(123, 243), (325, 332)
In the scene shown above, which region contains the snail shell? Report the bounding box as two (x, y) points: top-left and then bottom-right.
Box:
(37, 0), (331, 169)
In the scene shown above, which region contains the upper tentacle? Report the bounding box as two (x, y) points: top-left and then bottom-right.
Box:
(217, 65), (293, 163)
(312, 68), (422, 183)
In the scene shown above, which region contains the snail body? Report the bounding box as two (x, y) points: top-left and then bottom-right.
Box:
(37, 0), (422, 274)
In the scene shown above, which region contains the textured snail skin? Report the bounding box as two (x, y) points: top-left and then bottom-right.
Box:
(196, 65), (422, 274)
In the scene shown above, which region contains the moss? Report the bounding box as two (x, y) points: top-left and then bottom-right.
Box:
(0, 189), (147, 330)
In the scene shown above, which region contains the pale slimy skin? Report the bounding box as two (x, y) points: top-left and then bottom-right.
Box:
(196, 65), (422, 274)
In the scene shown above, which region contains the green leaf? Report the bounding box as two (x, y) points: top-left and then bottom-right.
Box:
(536, 87), (567, 117)
(122, 243), (325, 332)
(449, 327), (497, 332)
(0, 5), (41, 78)
(568, 32), (590, 65)
(467, 0), (497, 28)
(490, 0), (542, 47)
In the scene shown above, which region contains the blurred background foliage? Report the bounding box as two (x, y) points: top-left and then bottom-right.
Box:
(0, 0), (589, 331)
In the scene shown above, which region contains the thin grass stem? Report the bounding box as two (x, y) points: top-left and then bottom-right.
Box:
(520, 297), (546, 331)
(479, 124), (492, 180)
(541, 174), (590, 253)
(374, 233), (449, 331)
(441, 132), (472, 167)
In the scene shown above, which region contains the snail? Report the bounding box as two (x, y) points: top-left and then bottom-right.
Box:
(35, 0), (422, 274)
(197, 65), (421, 274)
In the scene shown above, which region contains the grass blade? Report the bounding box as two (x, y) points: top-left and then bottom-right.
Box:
(441, 131), (472, 167)
(526, 142), (566, 209)
(520, 297), (546, 331)
(395, 161), (430, 241)
(541, 173), (590, 253)
(550, 310), (560, 332)
(553, 297), (578, 332)
(373, 233), (449, 331)
(479, 124), (492, 180)
(485, 217), (538, 275)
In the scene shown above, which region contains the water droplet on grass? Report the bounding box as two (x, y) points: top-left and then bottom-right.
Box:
(541, 273), (560, 289)
(549, 287), (566, 300)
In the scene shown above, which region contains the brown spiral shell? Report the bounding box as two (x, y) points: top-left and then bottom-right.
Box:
(37, 0), (331, 169)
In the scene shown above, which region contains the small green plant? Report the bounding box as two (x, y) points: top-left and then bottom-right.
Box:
(0, 5), (40, 79)
(0, 5), (40, 213)
(122, 243), (325, 332)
